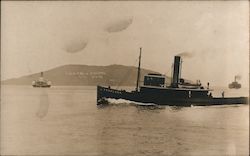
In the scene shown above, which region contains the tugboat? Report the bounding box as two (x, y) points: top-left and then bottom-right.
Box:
(97, 48), (248, 106)
(32, 72), (51, 88)
(228, 76), (241, 89)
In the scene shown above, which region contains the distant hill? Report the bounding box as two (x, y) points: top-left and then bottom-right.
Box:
(2, 64), (171, 86)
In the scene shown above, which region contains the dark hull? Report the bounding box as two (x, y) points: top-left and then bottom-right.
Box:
(32, 85), (51, 88)
(97, 86), (248, 106)
(228, 80), (241, 89)
(228, 84), (241, 89)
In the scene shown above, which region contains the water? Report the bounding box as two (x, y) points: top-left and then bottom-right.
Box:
(1, 85), (249, 155)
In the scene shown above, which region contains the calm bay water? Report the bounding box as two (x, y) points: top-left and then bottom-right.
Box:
(1, 85), (249, 155)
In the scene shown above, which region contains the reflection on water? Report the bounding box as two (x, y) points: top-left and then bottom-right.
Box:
(169, 106), (184, 112)
(135, 105), (166, 111)
(36, 88), (49, 119)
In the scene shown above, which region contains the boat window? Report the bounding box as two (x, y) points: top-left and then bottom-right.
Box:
(144, 76), (165, 87)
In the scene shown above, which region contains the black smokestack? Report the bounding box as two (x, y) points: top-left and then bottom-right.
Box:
(172, 56), (181, 88)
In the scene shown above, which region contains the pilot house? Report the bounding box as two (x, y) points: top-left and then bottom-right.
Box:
(143, 73), (165, 87)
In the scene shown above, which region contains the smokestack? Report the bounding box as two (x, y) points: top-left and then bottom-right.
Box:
(171, 56), (181, 88)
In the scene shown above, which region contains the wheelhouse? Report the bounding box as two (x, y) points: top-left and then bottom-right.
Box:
(143, 73), (165, 87)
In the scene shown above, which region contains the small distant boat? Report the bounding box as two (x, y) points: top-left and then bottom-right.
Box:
(32, 72), (51, 88)
(228, 76), (241, 89)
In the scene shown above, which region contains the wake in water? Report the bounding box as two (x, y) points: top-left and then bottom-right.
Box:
(99, 98), (246, 111)
(106, 98), (157, 106)
(97, 98), (167, 110)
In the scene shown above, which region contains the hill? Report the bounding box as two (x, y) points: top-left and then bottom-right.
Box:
(2, 64), (171, 86)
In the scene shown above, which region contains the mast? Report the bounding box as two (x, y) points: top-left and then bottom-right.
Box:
(171, 63), (173, 84)
(136, 47), (142, 92)
(179, 59), (182, 80)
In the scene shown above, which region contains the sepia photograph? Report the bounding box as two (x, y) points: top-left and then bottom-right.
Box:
(1, 1), (249, 155)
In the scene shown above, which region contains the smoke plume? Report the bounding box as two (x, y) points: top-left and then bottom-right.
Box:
(177, 52), (195, 58)
(235, 74), (242, 80)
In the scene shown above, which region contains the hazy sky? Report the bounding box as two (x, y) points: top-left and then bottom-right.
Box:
(1, 1), (249, 87)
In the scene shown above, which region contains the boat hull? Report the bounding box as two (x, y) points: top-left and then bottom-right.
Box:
(32, 84), (51, 88)
(228, 83), (241, 89)
(97, 86), (248, 106)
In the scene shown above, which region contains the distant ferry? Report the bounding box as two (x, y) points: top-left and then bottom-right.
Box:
(228, 76), (241, 89)
(97, 48), (248, 106)
(32, 72), (51, 88)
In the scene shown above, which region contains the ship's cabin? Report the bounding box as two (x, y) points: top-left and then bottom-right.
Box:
(143, 73), (165, 87)
(139, 56), (212, 99)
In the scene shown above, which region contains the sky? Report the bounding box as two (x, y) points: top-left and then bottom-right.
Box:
(1, 1), (249, 87)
